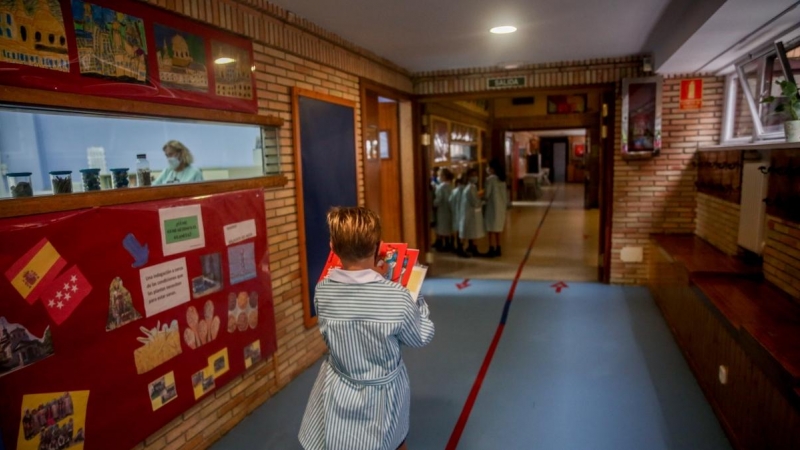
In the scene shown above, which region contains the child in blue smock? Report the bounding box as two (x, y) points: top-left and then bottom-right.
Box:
(433, 168), (454, 251)
(299, 207), (434, 450)
(483, 160), (508, 257)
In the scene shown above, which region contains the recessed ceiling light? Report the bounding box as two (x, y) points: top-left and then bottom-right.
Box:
(214, 57), (235, 64)
(490, 26), (517, 34)
(499, 62), (524, 69)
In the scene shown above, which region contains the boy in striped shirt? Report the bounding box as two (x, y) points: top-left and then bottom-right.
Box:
(299, 207), (435, 450)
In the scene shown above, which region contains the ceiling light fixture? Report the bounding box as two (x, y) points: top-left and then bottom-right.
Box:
(214, 57), (236, 64)
(499, 62), (524, 70)
(490, 25), (517, 34)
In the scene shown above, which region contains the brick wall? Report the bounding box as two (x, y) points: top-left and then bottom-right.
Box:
(414, 56), (644, 95)
(411, 61), (727, 284)
(764, 215), (800, 300)
(131, 1), (413, 450)
(695, 193), (741, 256)
(610, 76), (724, 284)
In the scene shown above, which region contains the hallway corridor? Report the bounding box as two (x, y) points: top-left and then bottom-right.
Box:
(430, 183), (599, 282)
(212, 280), (731, 450)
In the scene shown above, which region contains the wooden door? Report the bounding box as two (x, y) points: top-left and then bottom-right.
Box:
(362, 88), (403, 243)
(378, 101), (403, 242)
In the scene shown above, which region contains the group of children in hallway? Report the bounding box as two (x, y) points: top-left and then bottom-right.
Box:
(431, 160), (508, 258)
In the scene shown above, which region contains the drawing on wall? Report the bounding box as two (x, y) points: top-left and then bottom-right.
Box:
(154, 23), (208, 92)
(0, 317), (54, 378)
(211, 40), (252, 99)
(0, 0), (70, 72)
(72, 1), (148, 82)
(106, 277), (142, 331)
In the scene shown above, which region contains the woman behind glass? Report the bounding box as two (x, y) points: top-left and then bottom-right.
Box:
(153, 140), (204, 185)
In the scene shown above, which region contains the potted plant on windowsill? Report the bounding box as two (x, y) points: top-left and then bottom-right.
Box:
(762, 80), (800, 142)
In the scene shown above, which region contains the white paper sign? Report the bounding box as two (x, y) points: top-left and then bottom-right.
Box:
(224, 219), (257, 246)
(159, 205), (206, 257)
(140, 258), (191, 317)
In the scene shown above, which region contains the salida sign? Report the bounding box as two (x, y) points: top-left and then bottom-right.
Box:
(487, 76), (526, 89)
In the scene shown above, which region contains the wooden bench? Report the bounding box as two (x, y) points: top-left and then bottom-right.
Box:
(649, 235), (800, 450)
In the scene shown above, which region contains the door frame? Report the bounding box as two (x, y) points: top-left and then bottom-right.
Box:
(359, 79), (416, 243)
(416, 83), (616, 283)
(292, 88), (359, 328)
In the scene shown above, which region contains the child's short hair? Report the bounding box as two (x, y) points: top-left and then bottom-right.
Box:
(327, 207), (382, 262)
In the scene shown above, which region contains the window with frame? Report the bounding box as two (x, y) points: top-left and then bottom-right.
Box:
(723, 38), (800, 143)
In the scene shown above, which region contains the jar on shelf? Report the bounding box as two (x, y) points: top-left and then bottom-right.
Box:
(7, 172), (33, 198)
(49, 170), (73, 194)
(136, 153), (151, 187)
(80, 168), (102, 191)
(110, 168), (130, 189)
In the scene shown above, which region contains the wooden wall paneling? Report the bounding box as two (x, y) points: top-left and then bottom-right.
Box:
(0, 176), (287, 219)
(766, 150), (800, 223)
(648, 242), (800, 450)
(696, 151), (743, 204)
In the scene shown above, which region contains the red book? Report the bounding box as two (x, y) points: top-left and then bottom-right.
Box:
(400, 249), (420, 287)
(317, 251), (342, 283)
(379, 243), (407, 284)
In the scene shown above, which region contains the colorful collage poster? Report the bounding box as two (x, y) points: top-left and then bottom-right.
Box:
(0, 0), (70, 71)
(17, 391), (89, 450)
(72, 1), (148, 82)
(154, 23), (208, 92)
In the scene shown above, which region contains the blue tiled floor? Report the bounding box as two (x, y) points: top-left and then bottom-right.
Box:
(212, 279), (731, 450)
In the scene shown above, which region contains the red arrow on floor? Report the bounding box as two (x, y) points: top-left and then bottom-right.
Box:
(456, 278), (471, 290)
(551, 281), (568, 293)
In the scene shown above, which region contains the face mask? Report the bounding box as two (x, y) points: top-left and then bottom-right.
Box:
(469, 176), (478, 184)
(167, 157), (180, 170)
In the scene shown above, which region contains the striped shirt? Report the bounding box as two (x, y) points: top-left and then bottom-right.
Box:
(298, 268), (435, 450)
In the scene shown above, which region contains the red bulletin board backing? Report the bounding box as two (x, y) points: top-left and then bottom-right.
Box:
(0, 189), (276, 450)
(0, 0), (257, 113)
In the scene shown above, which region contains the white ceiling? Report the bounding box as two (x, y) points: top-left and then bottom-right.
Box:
(270, 0), (800, 75)
(658, 0), (800, 74)
(269, 0), (671, 73)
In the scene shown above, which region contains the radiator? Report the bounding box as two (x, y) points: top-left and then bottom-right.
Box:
(737, 154), (769, 254)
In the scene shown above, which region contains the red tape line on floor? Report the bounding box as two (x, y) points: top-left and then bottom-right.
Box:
(445, 189), (558, 450)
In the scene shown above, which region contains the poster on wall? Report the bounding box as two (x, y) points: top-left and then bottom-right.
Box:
(547, 95), (587, 114)
(71, 1), (149, 83)
(0, 0), (257, 113)
(0, 0), (70, 72)
(0, 190), (276, 450)
(211, 40), (253, 100)
(153, 24), (208, 92)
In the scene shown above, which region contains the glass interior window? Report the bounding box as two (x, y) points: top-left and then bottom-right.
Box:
(0, 106), (276, 198)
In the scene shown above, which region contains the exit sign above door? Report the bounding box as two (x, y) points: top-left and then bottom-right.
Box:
(487, 76), (526, 89)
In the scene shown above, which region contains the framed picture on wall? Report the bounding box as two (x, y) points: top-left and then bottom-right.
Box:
(622, 76), (663, 156)
(547, 94), (587, 114)
(73, 1), (149, 83)
(0, 0), (70, 72)
(211, 40), (253, 100)
(432, 118), (449, 164)
(154, 24), (209, 92)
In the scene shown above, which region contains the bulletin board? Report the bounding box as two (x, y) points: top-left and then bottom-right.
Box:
(294, 91), (357, 326)
(0, 0), (257, 113)
(0, 189), (276, 450)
